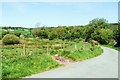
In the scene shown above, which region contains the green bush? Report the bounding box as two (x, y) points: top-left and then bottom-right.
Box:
(91, 29), (113, 44)
(2, 34), (20, 45)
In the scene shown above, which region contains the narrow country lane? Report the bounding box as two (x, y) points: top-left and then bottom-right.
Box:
(25, 46), (118, 78)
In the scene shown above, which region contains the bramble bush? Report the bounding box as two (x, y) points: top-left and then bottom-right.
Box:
(2, 34), (20, 45)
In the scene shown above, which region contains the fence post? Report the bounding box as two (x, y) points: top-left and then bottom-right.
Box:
(23, 43), (26, 56)
(22, 36), (26, 56)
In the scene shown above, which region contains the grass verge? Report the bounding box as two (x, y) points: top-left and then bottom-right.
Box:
(2, 49), (60, 79)
(102, 45), (120, 52)
(66, 46), (103, 61)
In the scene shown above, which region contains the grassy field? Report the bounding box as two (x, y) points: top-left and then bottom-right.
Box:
(1, 38), (103, 79)
(2, 49), (60, 78)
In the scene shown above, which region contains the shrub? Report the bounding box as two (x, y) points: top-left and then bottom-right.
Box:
(90, 40), (100, 45)
(91, 29), (113, 44)
(31, 28), (48, 38)
(48, 32), (57, 40)
(2, 34), (20, 45)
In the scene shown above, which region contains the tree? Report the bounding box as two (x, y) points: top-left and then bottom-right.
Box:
(89, 18), (109, 29)
(48, 32), (57, 40)
(91, 29), (113, 44)
(31, 28), (48, 39)
(54, 27), (65, 40)
(82, 18), (109, 42)
(31, 28), (41, 37)
(40, 29), (49, 38)
(114, 24), (120, 47)
(82, 25), (94, 42)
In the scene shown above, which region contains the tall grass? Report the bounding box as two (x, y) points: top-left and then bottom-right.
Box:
(1, 40), (103, 79)
(67, 46), (103, 61)
(2, 49), (59, 79)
